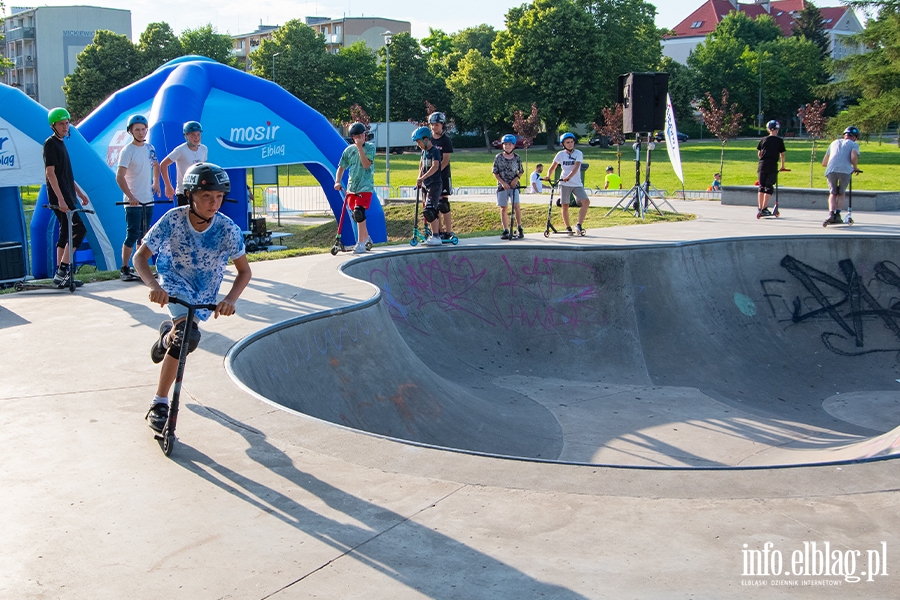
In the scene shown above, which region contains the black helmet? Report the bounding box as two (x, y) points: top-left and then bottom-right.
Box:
(348, 122), (367, 136)
(844, 126), (860, 137)
(428, 112), (446, 125)
(183, 162), (230, 194)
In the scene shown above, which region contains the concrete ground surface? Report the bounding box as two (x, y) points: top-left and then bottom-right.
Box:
(3, 197), (900, 599)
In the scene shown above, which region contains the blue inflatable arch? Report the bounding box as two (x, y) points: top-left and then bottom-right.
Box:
(78, 56), (386, 250)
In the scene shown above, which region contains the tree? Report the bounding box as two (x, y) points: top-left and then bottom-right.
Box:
(697, 89), (743, 183)
(659, 57), (697, 127)
(743, 37), (824, 128)
(64, 30), (140, 120)
(137, 22), (183, 75)
(376, 32), (449, 122)
(593, 104), (625, 174)
(331, 41), (380, 123)
(250, 20), (335, 116)
(181, 24), (239, 67)
(827, 3), (900, 146)
(494, 0), (604, 148)
(791, 2), (830, 61)
(513, 102), (542, 174)
(798, 100), (828, 185)
(446, 49), (509, 149)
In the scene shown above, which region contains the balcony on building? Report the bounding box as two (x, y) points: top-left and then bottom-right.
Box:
(24, 83), (36, 97)
(6, 27), (35, 41)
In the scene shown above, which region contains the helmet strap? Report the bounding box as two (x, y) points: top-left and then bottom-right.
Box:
(187, 194), (213, 225)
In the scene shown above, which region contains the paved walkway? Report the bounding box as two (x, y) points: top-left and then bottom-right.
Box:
(3, 200), (900, 598)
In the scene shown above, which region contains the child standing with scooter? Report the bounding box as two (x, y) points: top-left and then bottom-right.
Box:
(546, 133), (589, 235)
(133, 162), (252, 434)
(334, 121), (376, 254)
(413, 127), (444, 247)
(493, 134), (524, 239)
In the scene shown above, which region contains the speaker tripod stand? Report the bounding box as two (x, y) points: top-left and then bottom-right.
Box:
(605, 133), (678, 219)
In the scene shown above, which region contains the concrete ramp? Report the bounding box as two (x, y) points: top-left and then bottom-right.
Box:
(227, 237), (900, 468)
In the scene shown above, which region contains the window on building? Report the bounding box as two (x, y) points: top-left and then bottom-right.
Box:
(335, 25), (341, 35)
(690, 21), (704, 28)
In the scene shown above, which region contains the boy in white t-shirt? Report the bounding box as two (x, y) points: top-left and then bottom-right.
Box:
(546, 133), (589, 234)
(134, 162), (251, 433)
(160, 120), (208, 207)
(116, 114), (160, 280)
(529, 163), (544, 193)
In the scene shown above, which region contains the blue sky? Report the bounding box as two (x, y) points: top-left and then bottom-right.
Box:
(6, 0), (854, 41)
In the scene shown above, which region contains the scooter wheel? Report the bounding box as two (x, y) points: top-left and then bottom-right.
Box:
(757, 212), (762, 220)
(163, 434), (175, 456)
(822, 221), (829, 228)
(846, 218), (854, 225)
(365, 240), (373, 250)
(410, 238), (418, 246)
(450, 236), (459, 245)
(14, 282), (24, 291)
(579, 230), (587, 236)
(543, 231), (550, 238)
(330, 246), (339, 256)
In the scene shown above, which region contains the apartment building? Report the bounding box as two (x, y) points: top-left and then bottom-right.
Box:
(1, 5), (131, 108)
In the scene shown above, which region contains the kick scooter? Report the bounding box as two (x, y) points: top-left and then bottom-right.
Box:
(501, 186), (526, 240)
(823, 169), (861, 227)
(330, 192), (373, 255)
(542, 180), (586, 237)
(14, 203), (94, 293)
(757, 168), (789, 219)
(409, 186), (459, 246)
(152, 296), (218, 457)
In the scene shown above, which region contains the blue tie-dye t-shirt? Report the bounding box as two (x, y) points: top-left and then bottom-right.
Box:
(142, 206), (245, 321)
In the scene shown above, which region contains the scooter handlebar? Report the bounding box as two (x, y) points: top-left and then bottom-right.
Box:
(167, 296), (219, 311)
(43, 204), (95, 214)
(115, 200), (174, 206)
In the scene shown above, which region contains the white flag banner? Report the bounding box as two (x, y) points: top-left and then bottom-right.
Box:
(663, 93), (684, 185)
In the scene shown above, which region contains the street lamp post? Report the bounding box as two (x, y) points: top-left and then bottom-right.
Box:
(758, 52), (763, 135)
(272, 51), (281, 85)
(382, 31), (392, 189)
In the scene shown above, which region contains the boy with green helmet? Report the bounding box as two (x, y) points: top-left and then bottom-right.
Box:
(44, 107), (91, 287)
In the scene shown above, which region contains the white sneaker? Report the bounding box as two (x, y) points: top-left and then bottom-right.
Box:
(425, 235), (442, 246)
(353, 242), (367, 254)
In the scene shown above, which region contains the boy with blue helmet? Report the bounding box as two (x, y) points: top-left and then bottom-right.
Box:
(493, 134), (524, 239)
(334, 122), (376, 253)
(546, 133), (589, 234)
(160, 120), (208, 207)
(821, 126), (861, 224)
(413, 126), (444, 246)
(117, 113), (160, 280)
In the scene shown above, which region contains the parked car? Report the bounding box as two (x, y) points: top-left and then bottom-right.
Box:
(654, 131), (689, 143)
(588, 135), (613, 147)
(491, 135), (527, 149)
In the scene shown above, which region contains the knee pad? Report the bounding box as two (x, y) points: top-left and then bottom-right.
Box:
(167, 320), (201, 358)
(438, 199), (451, 214)
(423, 207), (438, 223)
(353, 206), (366, 223)
(759, 184), (774, 195)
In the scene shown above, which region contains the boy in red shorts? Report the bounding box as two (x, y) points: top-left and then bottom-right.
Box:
(334, 122), (376, 253)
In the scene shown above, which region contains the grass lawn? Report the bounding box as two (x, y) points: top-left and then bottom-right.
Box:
(258, 138), (900, 194)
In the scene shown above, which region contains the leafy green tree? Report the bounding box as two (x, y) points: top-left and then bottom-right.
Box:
(376, 32), (449, 122)
(697, 89), (743, 183)
(64, 30), (140, 120)
(137, 22), (183, 75)
(421, 28), (453, 64)
(250, 20), (335, 116)
(743, 36), (824, 127)
(827, 3), (900, 145)
(494, 0), (604, 148)
(791, 2), (830, 61)
(332, 41), (380, 123)
(181, 24), (239, 67)
(659, 56), (696, 127)
(446, 49), (509, 148)
(454, 24), (497, 58)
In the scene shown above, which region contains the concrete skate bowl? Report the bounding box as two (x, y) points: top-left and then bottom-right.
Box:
(227, 237), (900, 468)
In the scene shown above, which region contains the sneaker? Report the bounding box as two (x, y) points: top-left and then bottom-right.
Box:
(575, 223), (584, 235)
(52, 264), (69, 286)
(352, 241), (367, 254)
(566, 226), (573, 234)
(500, 229), (510, 240)
(827, 213), (843, 224)
(425, 235), (442, 246)
(120, 266), (132, 281)
(441, 231), (455, 240)
(151, 320), (174, 364)
(145, 402), (169, 433)
(518, 227), (524, 239)
(760, 207), (772, 217)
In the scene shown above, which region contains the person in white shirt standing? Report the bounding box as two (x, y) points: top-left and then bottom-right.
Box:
(546, 133), (589, 235)
(160, 121), (208, 207)
(117, 114), (160, 281)
(821, 126), (861, 225)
